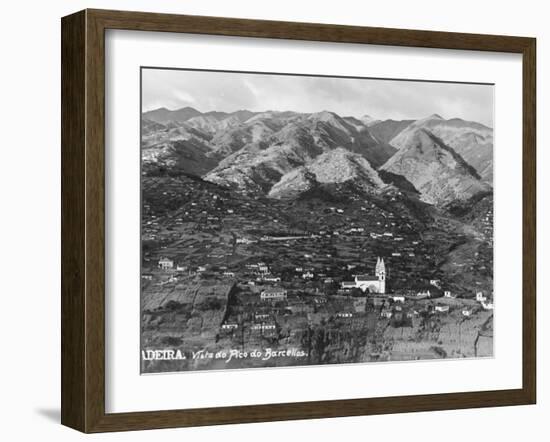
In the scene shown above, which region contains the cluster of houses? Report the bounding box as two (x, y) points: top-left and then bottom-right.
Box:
(154, 244), (493, 338)
(476, 291), (494, 310)
(156, 254), (492, 307)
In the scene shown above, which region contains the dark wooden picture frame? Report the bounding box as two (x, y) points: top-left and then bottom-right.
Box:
(61, 8), (536, 433)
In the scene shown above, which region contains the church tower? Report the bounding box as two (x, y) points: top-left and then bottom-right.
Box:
(375, 257), (386, 294)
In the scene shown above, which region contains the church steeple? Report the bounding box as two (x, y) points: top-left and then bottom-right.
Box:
(375, 257), (385, 277)
(376, 257), (386, 283)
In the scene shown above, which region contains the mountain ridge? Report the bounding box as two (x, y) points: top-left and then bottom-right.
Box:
(389, 115), (493, 182)
(141, 107), (493, 207)
(381, 127), (490, 205)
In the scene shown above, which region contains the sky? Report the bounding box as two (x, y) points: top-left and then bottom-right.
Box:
(142, 68), (494, 127)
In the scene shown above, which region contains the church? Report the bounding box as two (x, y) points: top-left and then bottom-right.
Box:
(341, 257), (386, 293)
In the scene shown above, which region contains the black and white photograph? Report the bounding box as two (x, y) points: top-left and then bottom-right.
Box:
(140, 68), (494, 374)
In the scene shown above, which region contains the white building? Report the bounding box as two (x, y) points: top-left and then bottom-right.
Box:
(158, 257), (174, 270)
(416, 290), (432, 299)
(341, 257), (386, 293)
(251, 323), (276, 331)
(264, 276), (281, 282)
(260, 288), (287, 300)
(476, 291), (487, 302)
(336, 312), (353, 318)
(221, 323), (238, 330)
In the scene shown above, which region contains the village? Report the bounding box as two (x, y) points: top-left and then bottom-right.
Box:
(140, 174), (494, 372)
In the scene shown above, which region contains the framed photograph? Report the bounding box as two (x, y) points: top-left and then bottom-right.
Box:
(61, 9), (536, 433)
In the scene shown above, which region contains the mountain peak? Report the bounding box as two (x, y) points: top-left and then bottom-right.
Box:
(360, 114), (381, 127)
(308, 110), (340, 121)
(427, 113), (443, 120)
(143, 106), (202, 124)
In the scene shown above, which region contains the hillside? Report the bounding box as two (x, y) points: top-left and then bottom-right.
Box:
(381, 128), (490, 205)
(268, 148), (386, 199)
(389, 114), (493, 182)
(369, 119), (414, 144)
(204, 111), (396, 193)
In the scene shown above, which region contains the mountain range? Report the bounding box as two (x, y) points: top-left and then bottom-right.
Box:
(141, 105), (493, 207)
